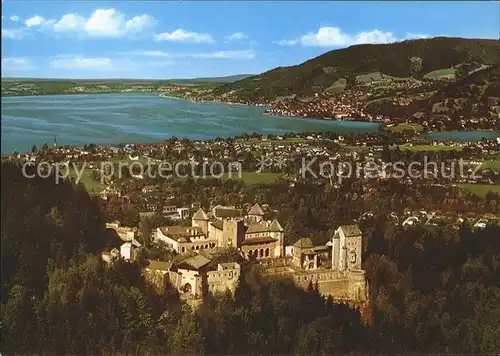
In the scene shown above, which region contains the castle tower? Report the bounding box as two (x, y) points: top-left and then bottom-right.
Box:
(332, 225), (362, 271)
(248, 203), (264, 223)
(269, 219), (284, 257)
(222, 219), (245, 248)
(332, 232), (340, 270)
(191, 208), (209, 237)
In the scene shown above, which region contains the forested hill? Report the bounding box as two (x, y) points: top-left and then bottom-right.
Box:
(411, 63), (500, 117)
(212, 37), (500, 101)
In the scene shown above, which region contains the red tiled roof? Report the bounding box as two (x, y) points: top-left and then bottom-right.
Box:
(241, 236), (277, 245)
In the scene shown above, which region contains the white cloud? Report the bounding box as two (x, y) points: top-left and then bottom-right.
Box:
(194, 50), (255, 59)
(300, 27), (352, 47)
(48, 54), (175, 73)
(2, 57), (34, 71)
(10, 15), (20, 22)
(50, 55), (113, 70)
(24, 9), (155, 38)
(153, 29), (214, 43)
(225, 32), (248, 41)
(84, 9), (126, 37)
(130, 50), (171, 57)
(126, 49), (255, 60)
(2, 28), (26, 39)
(25, 15), (46, 28)
(354, 30), (396, 45)
(53, 13), (86, 32)
(125, 14), (155, 33)
(278, 39), (299, 46)
(404, 32), (430, 40)
(280, 26), (400, 47)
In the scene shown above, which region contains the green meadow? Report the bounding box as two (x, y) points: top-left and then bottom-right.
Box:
(400, 144), (463, 152)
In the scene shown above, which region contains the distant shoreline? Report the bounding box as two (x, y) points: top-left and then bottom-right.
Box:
(158, 92), (265, 108)
(0, 91), (160, 99)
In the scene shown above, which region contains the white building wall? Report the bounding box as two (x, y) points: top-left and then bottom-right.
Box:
(155, 228), (181, 253)
(178, 268), (201, 296)
(120, 243), (133, 260)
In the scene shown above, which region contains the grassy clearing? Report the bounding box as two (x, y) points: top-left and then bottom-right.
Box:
(223, 172), (282, 184)
(325, 78), (346, 94)
(237, 137), (309, 145)
(400, 144), (463, 151)
(68, 168), (105, 194)
(459, 184), (500, 197)
(109, 156), (151, 165)
(480, 160), (500, 172)
(386, 123), (424, 133)
(200, 171), (282, 185)
(356, 72), (384, 84)
(423, 67), (456, 79)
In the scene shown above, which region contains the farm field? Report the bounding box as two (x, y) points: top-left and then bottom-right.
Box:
(423, 67), (456, 79)
(207, 171), (282, 184)
(237, 137), (309, 145)
(386, 123), (424, 133)
(399, 144), (463, 151)
(480, 160), (500, 172)
(68, 168), (105, 194)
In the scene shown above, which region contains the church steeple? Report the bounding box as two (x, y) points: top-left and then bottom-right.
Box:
(53, 136), (57, 148)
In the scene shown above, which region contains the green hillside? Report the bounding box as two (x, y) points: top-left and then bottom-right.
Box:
(414, 64), (500, 116)
(211, 37), (500, 101)
(364, 64), (500, 124)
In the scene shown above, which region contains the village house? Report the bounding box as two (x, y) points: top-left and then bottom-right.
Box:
(142, 185), (156, 194)
(162, 205), (190, 220)
(101, 239), (142, 263)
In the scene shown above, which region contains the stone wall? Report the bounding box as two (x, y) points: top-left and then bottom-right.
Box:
(258, 256), (292, 269)
(207, 268), (240, 295)
(292, 269), (367, 302)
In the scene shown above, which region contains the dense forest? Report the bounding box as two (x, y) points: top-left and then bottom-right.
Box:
(1, 160), (500, 354)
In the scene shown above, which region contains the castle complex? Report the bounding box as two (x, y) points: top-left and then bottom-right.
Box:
(106, 203), (367, 304)
(155, 203), (284, 259)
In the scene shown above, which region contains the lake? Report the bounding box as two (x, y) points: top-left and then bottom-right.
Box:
(1, 93), (381, 153)
(1, 93), (499, 153)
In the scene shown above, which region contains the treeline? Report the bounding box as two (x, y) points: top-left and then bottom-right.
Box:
(363, 217), (500, 353)
(1, 161), (500, 354)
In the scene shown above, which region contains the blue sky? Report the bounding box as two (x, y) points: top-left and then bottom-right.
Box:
(2, 1), (499, 79)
